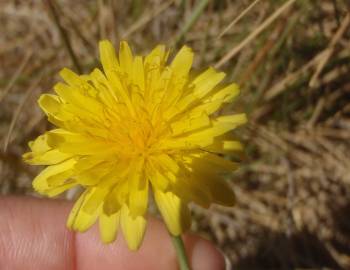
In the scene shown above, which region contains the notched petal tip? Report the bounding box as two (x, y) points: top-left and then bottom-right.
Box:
(38, 94), (62, 117)
(99, 39), (119, 71)
(99, 39), (113, 47)
(99, 211), (120, 244)
(59, 67), (81, 85)
(154, 190), (191, 236)
(170, 45), (194, 76)
(120, 205), (147, 251)
(67, 190), (101, 232)
(22, 152), (33, 162)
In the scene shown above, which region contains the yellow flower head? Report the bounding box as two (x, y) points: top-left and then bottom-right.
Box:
(23, 40), (246, 250)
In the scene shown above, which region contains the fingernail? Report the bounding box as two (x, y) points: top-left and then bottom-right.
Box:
(191, 239), (226, 270)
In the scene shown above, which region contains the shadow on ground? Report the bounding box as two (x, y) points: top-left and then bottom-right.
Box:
(232, 229), (342, 270)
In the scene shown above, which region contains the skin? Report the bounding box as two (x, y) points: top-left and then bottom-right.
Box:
(0, 196), (225, 270)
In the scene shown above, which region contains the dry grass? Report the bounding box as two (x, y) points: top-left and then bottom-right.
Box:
(1, 0), (350, 269)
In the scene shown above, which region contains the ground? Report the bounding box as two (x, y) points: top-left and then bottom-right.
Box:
(1, 0), (350, 269)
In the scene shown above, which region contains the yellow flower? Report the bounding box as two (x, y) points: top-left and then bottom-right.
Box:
(23, 40), (246, 250)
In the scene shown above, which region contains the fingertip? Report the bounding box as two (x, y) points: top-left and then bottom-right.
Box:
(187, 236), (226, 270)
(75, 218), (177, 270)
(75, 217), (226, 270)
(0, 196), (226, 270)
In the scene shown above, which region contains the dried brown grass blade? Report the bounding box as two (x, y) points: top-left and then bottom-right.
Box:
(3, 75), (42, 153)
(0, 50), (32, 103)
(263, 53), (322, 101)
(46, 0), (82, 73)
(122, 0), (174, 38)
(309, 12), (350, 87)
(217, 0), (262, 39)
(215, 0), (297, 69)
(264, 46), (350, 101)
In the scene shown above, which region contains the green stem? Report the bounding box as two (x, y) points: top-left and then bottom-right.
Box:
(46, 0), (83, 73)
(173, 0), (210, 47)
(171, 235), (191, 270)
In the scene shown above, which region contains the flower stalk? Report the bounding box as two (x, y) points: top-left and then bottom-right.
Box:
(171, 235), (191, 270)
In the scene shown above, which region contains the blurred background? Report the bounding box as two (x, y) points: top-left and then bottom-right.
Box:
(1, 0), (350, 269)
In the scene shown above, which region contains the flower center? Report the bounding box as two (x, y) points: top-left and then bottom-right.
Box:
(112, 110), (166, 160)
